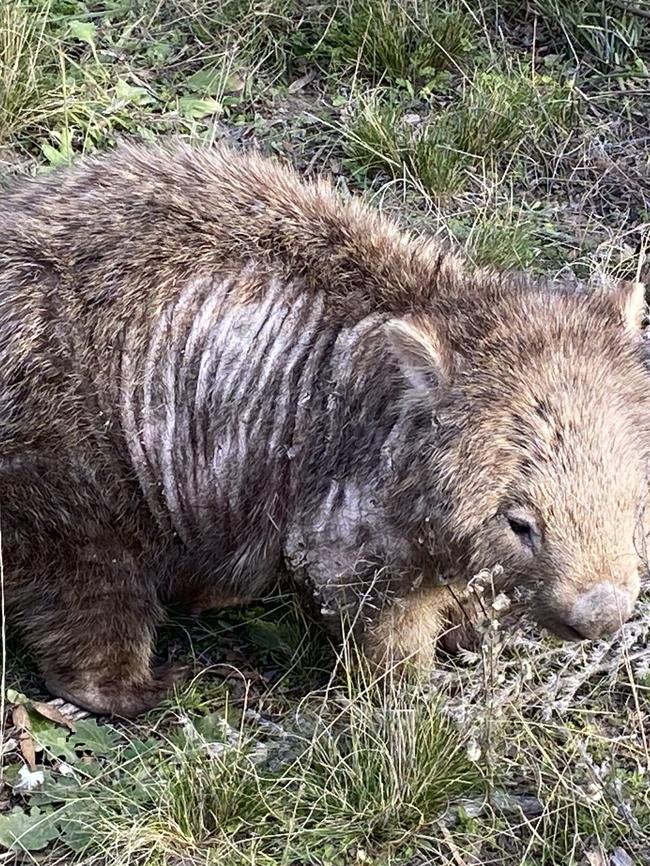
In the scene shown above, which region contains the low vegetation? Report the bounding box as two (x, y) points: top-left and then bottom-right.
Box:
(1, 1), (649, 863)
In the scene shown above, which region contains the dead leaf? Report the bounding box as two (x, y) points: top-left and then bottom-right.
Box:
(12, 705), (36, 770)
(586, 850), (607, 866)
(288, 70), (316, 93)
(19, 734), (36, 770)
(11, 705), (31, 732)
(32, 701), (77, 732)
(0, 737), (18, 757)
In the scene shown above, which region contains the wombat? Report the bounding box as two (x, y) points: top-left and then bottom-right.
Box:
(1, 141), (648, 716)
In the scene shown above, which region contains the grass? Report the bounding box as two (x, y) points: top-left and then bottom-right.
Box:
(526, 0), (650, 72)
(1, 0), (650, 863)
(326, 0), (477, 84)
(0, 0), (62, 144)
(344, 65), (577, 200)
(0, 621), (482, 864)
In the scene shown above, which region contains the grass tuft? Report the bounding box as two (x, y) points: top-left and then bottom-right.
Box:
(14, 668), (480, 864)
(344, 66), (577, 200)
(0, 0), (61, 145)
(328, 0), (476, 85)
(530, 0), (649, 72)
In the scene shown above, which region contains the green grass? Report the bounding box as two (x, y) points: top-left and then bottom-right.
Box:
(344, 65), (576, 204)
(451, 206), (545, 270)
(526, 0), (649, 72)
(0, 0), (62, 143)
(0, 640), (482, 864)
(326, 0), (477, 85)
(1, 0), (650, 863)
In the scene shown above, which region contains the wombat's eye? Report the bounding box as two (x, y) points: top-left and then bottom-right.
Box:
(504, 508), (541, 553)
(508, 516), (533, 543)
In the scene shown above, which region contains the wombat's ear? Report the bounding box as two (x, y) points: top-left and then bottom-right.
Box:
(384, 315), (453, 396)
(613, 280), (646, 332)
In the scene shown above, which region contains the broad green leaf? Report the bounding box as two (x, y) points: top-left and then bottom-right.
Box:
(68, 19), (97, 46)
(6, 688), (30, 705)
(186, 66), (225, 96)
(146, 41), (173, 64)
(114, 79), (152, 106)
(41, 128), (75, 167)
(31, 718), (78, 763)
(247, 620), (286, 651)
(178, 96), (222, 120)
(0, 807), (60, 852)
(59, 806), (103, 853)
(70, 719), (120, 756)
(194, 711), (232, 741)
(122, 736), (160, 761)
(30, 774), (83, 807)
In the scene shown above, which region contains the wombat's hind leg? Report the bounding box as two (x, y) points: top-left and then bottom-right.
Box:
(20, 563), (184, 717)
(44, 660), (189, 718)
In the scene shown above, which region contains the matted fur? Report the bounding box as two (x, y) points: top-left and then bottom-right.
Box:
(1, 141), (649, 715)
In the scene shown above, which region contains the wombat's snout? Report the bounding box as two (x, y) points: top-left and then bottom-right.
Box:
(550, 581), (636, 641)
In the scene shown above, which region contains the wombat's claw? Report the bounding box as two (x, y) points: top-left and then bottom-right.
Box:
(437, 621), (480, 654)
(46, 697), (89, 722)
(112, 664), (192, 717)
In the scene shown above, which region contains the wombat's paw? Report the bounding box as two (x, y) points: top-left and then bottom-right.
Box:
(45, 664), (191, 718)
(46, 697), (90, 722)
(152, 662), (193, 689)
(437, 619), (480, 654)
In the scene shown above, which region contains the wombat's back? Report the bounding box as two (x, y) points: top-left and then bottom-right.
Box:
(0, 142), (437, 571)
(0, 140), (476, 472)
(0, 141), (462, 324)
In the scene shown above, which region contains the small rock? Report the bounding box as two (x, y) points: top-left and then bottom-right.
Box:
(610, 848), (634, 866)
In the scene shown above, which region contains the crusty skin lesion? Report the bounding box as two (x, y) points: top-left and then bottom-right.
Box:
(1, 141), (649, 715)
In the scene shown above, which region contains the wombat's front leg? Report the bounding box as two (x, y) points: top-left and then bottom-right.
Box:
(15, 557), (182, 717)
(437, 588), (484, 654)
(363, 582), (478, 668)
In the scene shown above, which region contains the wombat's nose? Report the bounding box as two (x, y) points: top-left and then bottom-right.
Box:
(566, 582), (635, 640)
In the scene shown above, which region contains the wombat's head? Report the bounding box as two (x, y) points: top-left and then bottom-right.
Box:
(386, 280), (650, 641)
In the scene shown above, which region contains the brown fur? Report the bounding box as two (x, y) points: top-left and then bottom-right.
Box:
(1, 141), (649, 715)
